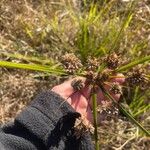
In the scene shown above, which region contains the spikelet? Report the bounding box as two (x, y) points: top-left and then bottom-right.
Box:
(86, 70), (98, 83)
(126, 67), (146, 86)
(97, 104), (119, 121)
(110, 82), (122, 95)
(61, 53), (83, 74)
(71, 79), (84, 91)
(106, 53), (120, 69)
(74, 117), (94, 139)
(97, 69), (111, 84)
(86, 56), (100, 71)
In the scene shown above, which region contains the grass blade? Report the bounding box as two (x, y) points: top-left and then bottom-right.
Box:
(109, 0), (134, 52)
(1, 52), (54, 65)
(133, 105), (150, 117)
(92, 93), (99, 150)
(100, 85), (150, 136)
(0, 61), (67, 75)
(116, 55), (150, 72)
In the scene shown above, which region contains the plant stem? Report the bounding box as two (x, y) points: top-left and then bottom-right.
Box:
(92, 93), (100, 150)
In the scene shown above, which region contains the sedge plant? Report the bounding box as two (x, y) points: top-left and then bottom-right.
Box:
(0, 0), (150, 149)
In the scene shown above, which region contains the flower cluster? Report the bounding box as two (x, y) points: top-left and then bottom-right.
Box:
(61, 53), (82, 74)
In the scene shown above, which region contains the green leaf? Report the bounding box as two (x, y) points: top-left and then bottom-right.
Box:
(116, 55), (150, 72)
(0, 61), (67, 75)
(129, 88), (150, 117)
(109, 1), (134, 52)
(133, 105), (150, 117)
(1, 52), (55, 65)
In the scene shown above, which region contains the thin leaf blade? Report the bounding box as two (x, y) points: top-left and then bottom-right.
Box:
(0, 61), (66, 75)
(116, 55), (150, 72)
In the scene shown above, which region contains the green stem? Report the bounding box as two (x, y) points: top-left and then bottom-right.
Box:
(92, 93), (100, 150)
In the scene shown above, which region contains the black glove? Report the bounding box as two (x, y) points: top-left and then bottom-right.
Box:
(0, 91), (94, 150)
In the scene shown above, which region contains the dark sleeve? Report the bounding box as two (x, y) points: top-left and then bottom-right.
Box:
(0, 91), (94, 150)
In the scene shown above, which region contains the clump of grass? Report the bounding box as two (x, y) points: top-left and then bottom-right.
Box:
(129, 87), (150, 118)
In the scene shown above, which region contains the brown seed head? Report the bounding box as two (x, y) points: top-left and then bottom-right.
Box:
(110, 82), (122, 95)
(61, 53), (82, 74)
(106, 53), (120, 69)
(74, 117), (94, 139)
(86, 56), (100, 71)
(71, 79), (84, 91)
(96, 69), (111, 84)
(97, 104), (119, 121)
(85, 70), (97, 83)
(126, 67), (146, 86)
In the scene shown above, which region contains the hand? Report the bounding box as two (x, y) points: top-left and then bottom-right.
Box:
(51, 74), (125, 124)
